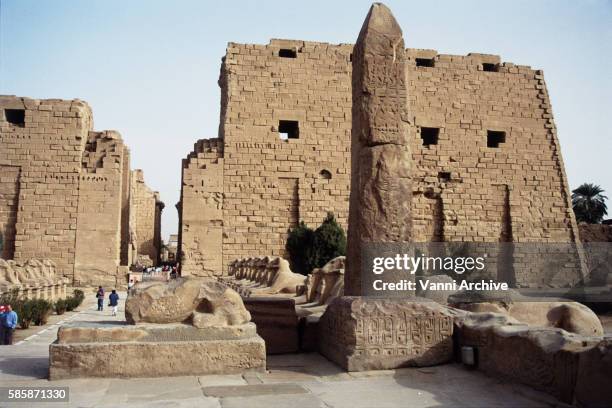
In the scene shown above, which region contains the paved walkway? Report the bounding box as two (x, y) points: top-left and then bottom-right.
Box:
(0, 294), (567, 408)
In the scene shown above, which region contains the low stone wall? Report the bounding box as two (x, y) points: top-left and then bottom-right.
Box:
(455, 312), (610, 406)
(49, 322), (265, 379)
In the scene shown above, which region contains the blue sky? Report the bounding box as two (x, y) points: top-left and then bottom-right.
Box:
(2, 0), (611, 239)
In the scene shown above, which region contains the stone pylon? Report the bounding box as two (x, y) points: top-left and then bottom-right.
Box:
(345, 2), (413, 296)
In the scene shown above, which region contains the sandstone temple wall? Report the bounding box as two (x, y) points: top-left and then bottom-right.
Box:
(406, 49), (578, 248)
(178, 39), (582, 285)
(0, 96), (162, 286)
(180, 39), (353, 276)
(130, 169), (163, 265)
(0, 97), (92, 280)
(404, 49), (583, 285)
(74, 130), (128, 286)
(179, 139), (224, 275)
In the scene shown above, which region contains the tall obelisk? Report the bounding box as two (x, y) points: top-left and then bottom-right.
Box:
(345, 2), (413, 295)
(319, 3), (455, 372)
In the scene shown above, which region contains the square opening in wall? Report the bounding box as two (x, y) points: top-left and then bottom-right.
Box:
(438, 172), (451, 181)
(4, 109), (25, 127)
(279, 120), (299, 140)
(279, 48), (297, 58)
(416, 58), (435, 68)
(482, 63), (499, 72)
(420, 127), (439, 146)
(487, 130), (506, 148)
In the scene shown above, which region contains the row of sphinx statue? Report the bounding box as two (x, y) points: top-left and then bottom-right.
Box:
(221, 255), (345, 317)
(0, 258), (67, 289)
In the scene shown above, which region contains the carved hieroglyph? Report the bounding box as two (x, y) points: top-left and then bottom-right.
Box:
(345, 3), (413, 296)
(318, 297), (454, 371)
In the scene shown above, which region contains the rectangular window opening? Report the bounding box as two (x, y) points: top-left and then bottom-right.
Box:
(438, 172), (451, 181)
(482, 63), (499, 72)
(279, 120), (299, 140)
(420, 127), (439, 146)
(416, 58), (435, 68)
(487, 130), (506, 148)
(4, 109), (25, 127)
(279, 48), (297, 58)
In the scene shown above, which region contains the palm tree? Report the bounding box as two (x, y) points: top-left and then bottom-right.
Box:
(572, 183), (608, 224)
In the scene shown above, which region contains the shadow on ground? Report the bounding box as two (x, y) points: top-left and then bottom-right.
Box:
(0, 356), (48, 379)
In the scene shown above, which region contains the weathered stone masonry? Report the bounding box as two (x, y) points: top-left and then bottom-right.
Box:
(130, 169), (164, 265)
(179, 39), (352, 277)
(0, 96), (163, 286)
(179, 38), (582, 285)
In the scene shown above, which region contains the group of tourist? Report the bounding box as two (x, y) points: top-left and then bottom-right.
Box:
(143, 265), (177, 275)
(0, 304), (18, 345)
(96, 286), (120, 316)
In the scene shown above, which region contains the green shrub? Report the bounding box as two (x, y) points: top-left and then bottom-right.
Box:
(65, 296), (80, 312)
(16, 300), (34, 329)
(312, 213), (347, 268)
(31, 299), (53, 325)
(65, 290), (85, 311)
(61, 289), (85, 313)
(54, 299), (67, 315)
(286, 221), (316, 275)
(1, 291), (70, 328)
(73, 289), (84, 301)
(286, 213), (347, 275)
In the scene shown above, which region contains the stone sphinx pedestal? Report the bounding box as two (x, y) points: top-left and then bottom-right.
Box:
(318, 297), (454, 371)
(49, 321), (266, 380)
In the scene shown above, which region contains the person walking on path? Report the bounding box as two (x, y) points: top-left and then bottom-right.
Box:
(1, 304), (18, 345)
(96, 286), (105, 311)
(109, 290), (119, 316)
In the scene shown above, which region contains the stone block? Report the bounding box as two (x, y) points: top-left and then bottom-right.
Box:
(318, 297), (454, 371)
(299, 314), (320, 352)
(243, 296), (299, 354)
(49, 322), (266, 379)
(454, 312), (601, 403)
(574, 338), (612, 408)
